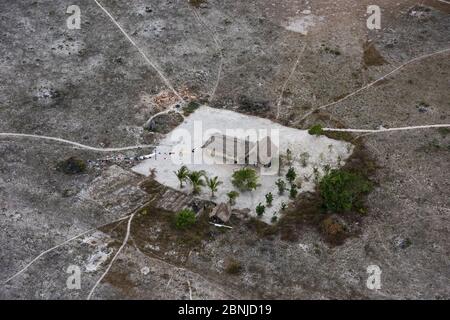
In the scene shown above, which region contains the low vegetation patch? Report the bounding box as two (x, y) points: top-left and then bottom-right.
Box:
(319, 169), (373, 213)
(183, 101), (200, 116)
(231, 167), (260, 191)
(308, 124), (324, 136)
(174, 209), (197, 230)
(225, 259), (243, 275)
(57, 156), (86, 174)
(188, 0), (207, 8)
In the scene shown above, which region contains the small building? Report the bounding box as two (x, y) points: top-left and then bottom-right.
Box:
(202, 134), (278, 167)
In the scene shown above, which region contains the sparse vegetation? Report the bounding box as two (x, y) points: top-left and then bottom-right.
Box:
(57, 157), (86, 174)
(308, 124), (324, 136)
(286, 148), (293, 165)
(231, 167), (260, 191)
(289, 185), (298, 199)
(275, 179), (286, 195)
(256, 203), (265, 216)
(265, 192), (273, 206)
(174, 165), (189, 188)
(188, 0), (207, 8)
(183, 101), (200, 116)
(225, 259), (242, 275)
(300, 152), (310, 167)
(205, 176), (222, 197)
(319, 169), (372, 213)
(226, 191), (239, 205)
(174, 209), (196, 230)
(286, 167), (297, 185)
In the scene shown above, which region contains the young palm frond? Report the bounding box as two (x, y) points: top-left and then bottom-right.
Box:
(206, 176), (223, 198)
(174, 165), (190, 188)
(187, 170), (206, 195)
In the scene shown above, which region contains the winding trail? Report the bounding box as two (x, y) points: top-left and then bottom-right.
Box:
(0, 133), (155, 152)
(93, 0), (184, 102)
(276, 44), (306, 119)
(2, 214), (133, 285)
(87, 213), (135, 300)
(299, 47), (450, 122)
(191, 7), (224, 103)
(323, 124), (450, 133)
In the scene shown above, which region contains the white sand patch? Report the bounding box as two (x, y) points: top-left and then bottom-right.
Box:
(283, 14), (323, 35)
(82, 231), (113, 272)
(132, 106), (353, 223)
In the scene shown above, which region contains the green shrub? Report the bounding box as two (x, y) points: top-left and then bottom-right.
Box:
(308, 124), (323, 136)
(319, 169), (372, 213)
(286, 167), (297, 185)
(265, 192), (274, 206)
(232, 167), (260, 191)
(183, 101), (200, 116)
(289, 185), (298, 199)
(174, 209), (196, 229)
(271, 216), (278, 223)
(57, 157), (86, 174)
(225, 259), (242, 275)
(256, 203), (265, 216)
(275, 179), (286, 195)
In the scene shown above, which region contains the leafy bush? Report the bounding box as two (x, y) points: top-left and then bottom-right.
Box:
(265, 192), (273, 206)
(275, 179), (286, 195)
(232, 167), (260, 191)
(183, 101), (200, 116)
(225, 259), (242, 275)
(57, 157), (86, 174)
(174, 209), (196, 230)
(271, 216), (278, 223)
(286, 167), (297, 185)
(308, 124), (323, 136)
(289, 185), (298, 199)
(256, 203), (265, 216)
(319, 169), (372, 213)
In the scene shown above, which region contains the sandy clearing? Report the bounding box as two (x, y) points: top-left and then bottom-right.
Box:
(132, 106), (353, 223)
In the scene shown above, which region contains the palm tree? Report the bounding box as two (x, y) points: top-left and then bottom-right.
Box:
(174, 166), (189, 189)
(187, 170), (206, 195)
(206, 176), (223, 198)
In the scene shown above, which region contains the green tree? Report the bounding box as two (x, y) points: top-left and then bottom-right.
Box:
(174, 165), (189, 188)
(286, 167), (297, 185)
(265, 192), (273, 207)
(187, 170), (206, 195)
(256, 203), (265, 216)
(174, 209), (196, 229)
(227, 191), (239, 205)
(319, 169), (372, 213)
(231, 167), (260, 191)
(281, 202), (287, 211)
(205, 176), (222, 198)
(289, 185), (298, 199)
(275, 179), (286, 195)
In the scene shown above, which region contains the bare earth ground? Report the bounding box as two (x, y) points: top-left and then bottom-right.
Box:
(0, 0), (449, 299)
